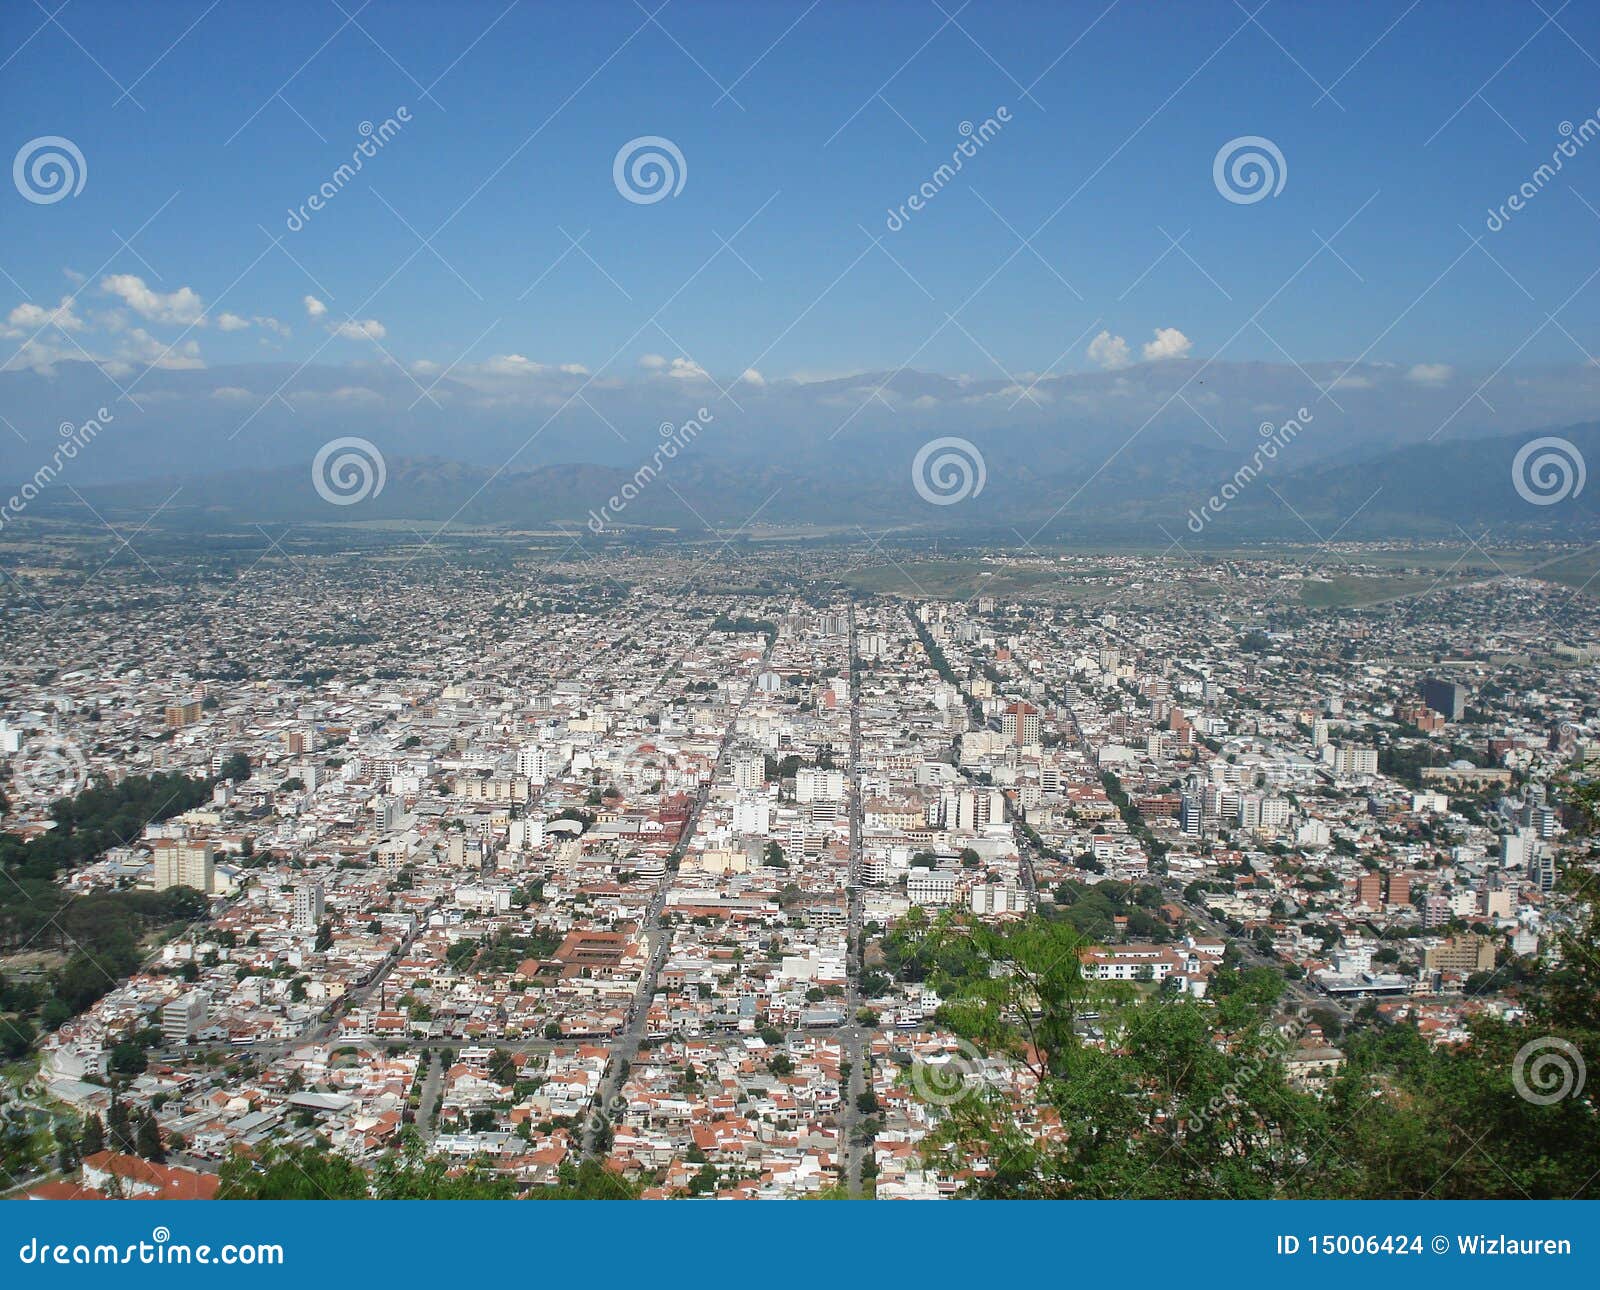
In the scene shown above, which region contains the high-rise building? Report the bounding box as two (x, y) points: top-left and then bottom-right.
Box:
(732, 796), (771, 837)
(1001, 701), (1041, 746)
(164, 699), (203, 728)
(1524, 804), (1558, 839)
(1421, 678), (1467, 721)
(515, 744), (551, 782)
(795, 767), (844, 803)
(1502, 831), (1534, 868)
(1179, 791), (1202, 836)
(374, 797), (402, 834)
(1357, 872), (1384, 909)
(293, 880), (325, 933)
(1398, 700), (1445, 733)
(161, 992), (208, 1043)
(152, 838), (214, 894)
(509, 816), (546, 851)
(1532, 853), (1558, 893)
(732, 756), (765, 793)
(1424, 935), (1496, 975)
(1330, 745), (1379, 778)
(941, 788), (977, 831)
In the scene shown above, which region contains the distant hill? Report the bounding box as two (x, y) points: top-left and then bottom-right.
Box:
(27, 420), (1600, 542)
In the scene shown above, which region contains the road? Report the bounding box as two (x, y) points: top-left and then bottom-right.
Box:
(1151, 876), (1353, 1020)
(152, 907), (436, 1065)
(935, 629), (1351, 1027)
(838, 602), (866, 1194)
(580, 638), (774, 1160)
(416, 1050), (444, 1142)
(916, 604), (1037, 905)
(1044, 678), (1353, 1022)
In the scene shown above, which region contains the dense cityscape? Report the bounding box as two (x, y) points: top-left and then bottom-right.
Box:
(1, 541), (1596, 1199)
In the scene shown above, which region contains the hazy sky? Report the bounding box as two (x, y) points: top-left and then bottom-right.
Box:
(6, 0), (1600, 398)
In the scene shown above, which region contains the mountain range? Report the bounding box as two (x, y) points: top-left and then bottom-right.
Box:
(24, 415), (1598, 543)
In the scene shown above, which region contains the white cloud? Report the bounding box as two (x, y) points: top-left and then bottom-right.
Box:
(1087, 330), (1131, 370)
(329, 385), (383, 403)
(1142, 326), (1192, 361)
(210, 386), (255, 401)
(482, 353), (545, 375)
(739, 367), (765, 387)
(100, 274), (206, 326)
(1406, 363), (1454, 385)
(467, 355), (589, 379)
(0, 337), (82, 373)
(255, 316), (289, 336)
(4, 295), (85, 335)
(118, 326), (204, 370)
(303, 295), (328, 318)
(664, 357), (709, 381)
(215, 312), (250, 331)
(638, 352), (709, 380)
(332, 318), (386, 341)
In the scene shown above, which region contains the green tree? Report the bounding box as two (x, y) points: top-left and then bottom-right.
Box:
(135, 1112), (165, 1163)
(219, 1142), (372, 1199)
(80, 1114), (105, 1157)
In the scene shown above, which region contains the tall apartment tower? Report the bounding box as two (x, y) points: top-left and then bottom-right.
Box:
(732, 756), (765, 793)
(1001, 702), (1041, 746)
(1421, 678), (1467, 721)
(152, 838), (215, 894)
(293, 880), (325, 933)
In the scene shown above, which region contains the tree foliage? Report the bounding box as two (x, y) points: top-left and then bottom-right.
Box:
(903, 900), (1600, 1198)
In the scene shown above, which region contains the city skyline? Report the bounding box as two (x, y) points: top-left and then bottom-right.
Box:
(2, 0), (1600, 1216)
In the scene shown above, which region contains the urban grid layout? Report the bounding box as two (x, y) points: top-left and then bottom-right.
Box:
(2, 0), (1599, 1212)
(1, 543), (1597, 1199)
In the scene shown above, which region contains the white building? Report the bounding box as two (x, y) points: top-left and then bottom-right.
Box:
(152, 838), (215, 894)
(907, 870), (958, 907)
(162, 991), (209, 1043)
(293, 880), (325, 933)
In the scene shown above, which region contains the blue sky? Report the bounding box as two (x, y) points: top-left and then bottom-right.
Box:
(5, 0), (1600, 390)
